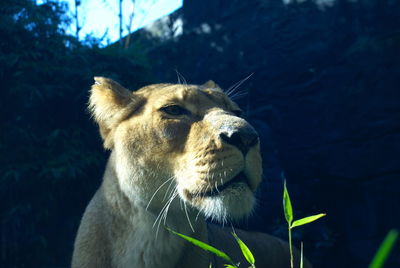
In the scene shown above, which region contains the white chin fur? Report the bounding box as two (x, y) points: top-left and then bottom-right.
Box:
(194, 183), (255, 223)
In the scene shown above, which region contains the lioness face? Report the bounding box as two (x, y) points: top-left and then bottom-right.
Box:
(90, 78), (262, 223)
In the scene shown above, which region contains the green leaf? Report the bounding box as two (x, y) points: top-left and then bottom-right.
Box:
(369, 229), (398, 268)
(167, 228), (235, 265)
(232, 232), (255, 265)
(291, 213), (326, 228)
(224, 265), (238, 268)
(283, 181), (293, 224)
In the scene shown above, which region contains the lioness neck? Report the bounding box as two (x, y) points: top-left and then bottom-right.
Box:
(97, 153), (211, 268)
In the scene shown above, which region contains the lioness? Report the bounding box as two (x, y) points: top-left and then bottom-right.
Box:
(72, 77), (310, 268)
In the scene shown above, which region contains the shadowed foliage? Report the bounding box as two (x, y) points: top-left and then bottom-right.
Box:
(0, 0), (154, 266)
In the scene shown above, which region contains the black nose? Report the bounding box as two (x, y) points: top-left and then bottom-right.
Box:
(219, 126), (259, 155)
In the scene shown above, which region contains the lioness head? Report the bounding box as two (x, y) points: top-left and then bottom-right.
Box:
(89, 77), (262, 223)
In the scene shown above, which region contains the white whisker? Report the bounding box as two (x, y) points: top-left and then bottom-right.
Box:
(184, 202), (195, 232)
(146, 176), (174, 211)
(230, 90), (248, 100)
(175, 69), (188, 86)
(162, 176), (176, 202)
(154, 189), (178, 238)
(195, 209), (202, 221)
(154, 188), (175, 230)
(215, 182), (220, 194)
(225, 73), (253, 97)
(162, 189), (178, 225)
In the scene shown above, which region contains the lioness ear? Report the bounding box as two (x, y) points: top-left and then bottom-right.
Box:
(200, 80), (223, 92)
(89, 77), (137, 149)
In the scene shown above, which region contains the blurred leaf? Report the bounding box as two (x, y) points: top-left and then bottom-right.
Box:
(167, 228), (235, 265)
(291, 213), (326, 229)
(232, 232), (255, 266)
(369, 229), (398, 268)
(300, 242), (304, 268)
(283, 181), (293, 225)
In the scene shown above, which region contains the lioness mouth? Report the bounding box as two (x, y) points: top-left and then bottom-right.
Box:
(202, 172), (248, 197)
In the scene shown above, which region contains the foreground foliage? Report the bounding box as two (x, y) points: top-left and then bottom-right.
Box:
(283, 181), (326, 268)
(368, 229), (398, 268)
(171, 183), (397, 268)
(169, 181), (325, 267)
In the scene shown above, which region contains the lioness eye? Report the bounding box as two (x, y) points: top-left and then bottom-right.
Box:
(160, 105), (188, 116)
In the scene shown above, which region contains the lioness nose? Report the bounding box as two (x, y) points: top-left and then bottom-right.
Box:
(219, 126), (259, 155)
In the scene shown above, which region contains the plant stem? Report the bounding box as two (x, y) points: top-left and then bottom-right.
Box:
(288, 227), (294, 268)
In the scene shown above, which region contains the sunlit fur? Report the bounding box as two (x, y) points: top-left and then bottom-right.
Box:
(88, 78), (262, 223)
(72, 77), (311, 268)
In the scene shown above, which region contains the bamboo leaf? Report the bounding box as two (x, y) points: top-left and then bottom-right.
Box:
(291, 213), (326, 228)
(232, 232), (255, 265)
(369, 229), (398, 268)
(283, 181), (293, 224)
(167, 228), (235, 265)
(224, 265), (238, 268)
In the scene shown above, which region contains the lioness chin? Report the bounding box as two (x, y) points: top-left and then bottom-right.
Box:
(72, 77), (311, 268)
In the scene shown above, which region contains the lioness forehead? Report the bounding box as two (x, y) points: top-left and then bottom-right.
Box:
(137, 83), (239, 111)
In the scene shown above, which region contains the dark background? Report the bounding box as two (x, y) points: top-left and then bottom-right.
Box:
(1, 0), (399, 267)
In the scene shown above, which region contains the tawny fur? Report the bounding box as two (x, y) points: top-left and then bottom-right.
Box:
(72, 77), (311, 268)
